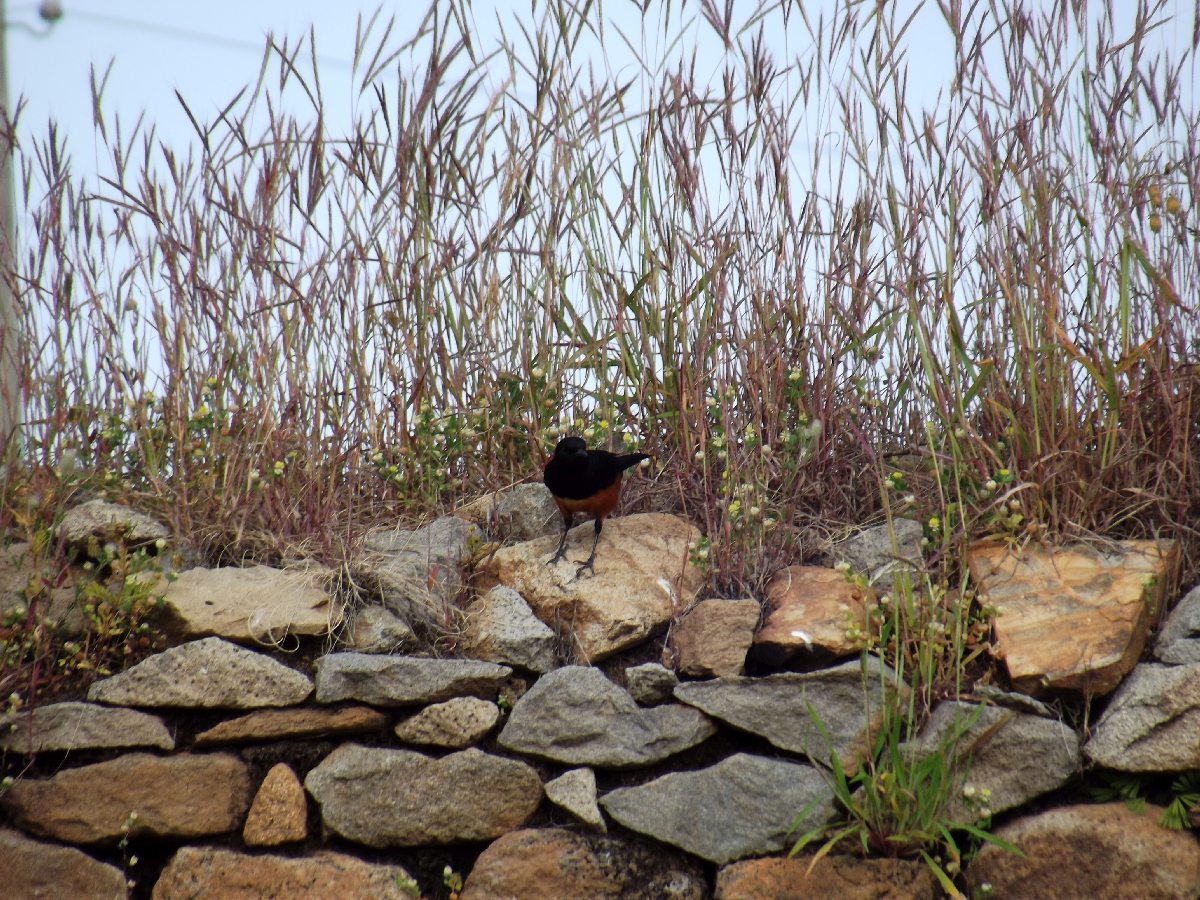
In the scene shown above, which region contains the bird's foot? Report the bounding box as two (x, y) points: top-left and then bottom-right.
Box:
(573, 558), (596, 579)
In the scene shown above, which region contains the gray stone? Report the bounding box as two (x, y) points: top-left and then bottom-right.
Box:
(496, 483), (561, 541)
(393, 697), (500, 748)
(0, 701), (175, 754)
(313, 653), (511, 706)
(1155, 584), (1200, 664)
(600, 753), (835, 864)
(460, 586), (558, 673)
(345, 604), (416, 653)
(908, 701), (1080, 819)
(830, 518), (924, 591)
(87, 637), (313, 709)
(0, 828), (129, 899)
(544, 768), (605, 831)
(1084, 661), (1200, 771)
(57, 498), (169, 550)
(673, 656), (901, 769)
(497, 666), (715, 767)
(625, 662), (678, 705)
(305, 744), (541, 846)
(353, 516), (480, 630)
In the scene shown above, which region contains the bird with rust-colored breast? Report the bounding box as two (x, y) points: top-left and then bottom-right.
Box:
(543, 436), (650, 577)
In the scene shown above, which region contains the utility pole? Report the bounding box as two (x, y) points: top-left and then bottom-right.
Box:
(0, 0), (19, 461)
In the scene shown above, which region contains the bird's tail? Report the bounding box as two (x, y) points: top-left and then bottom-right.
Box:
(617, 452), (651, 471)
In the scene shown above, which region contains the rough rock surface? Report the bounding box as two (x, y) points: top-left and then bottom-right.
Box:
(153, 846), (418, 898)
(0, 701), (174, 753)
(393, 696), (500, 748)
(313, 653), (511, 706)
(829, 518), (925, 592)
(461, 828), (706, 900)
(0, 827), (129, 899)
(1154, 583), (1200, 664)
(625, 662), (679, 704)
(459, 585), (558, 673)
(351, 516), (480, 629)
(1084, 662), (1200, 771)
(243, 762), (307, 846)
(0, 542), (83, 635)
(0, 753), (251, 843)
(753, 565), (872, 663)
(305, 744), (542, 846)
(543, 768), (605, 831)
(496, 483), (562, 541)
(160, 563), (341, 642)
(967, 539), (1179, 696)
(600, 753), (835, 864)
(715, 855), (937, 900)
(344, 604), (416, 653)
(87, 637), (313, 709)
(497, 666), (715, 767)
(668, 598), (760, 677)
(193, 705), (388, 747)
(673, 657), (900, 770)
(965, 802), (1200, 899)
(907, 700), (1080, 819)
(57, 498), (169, 549)
(477, 512), (704, 662)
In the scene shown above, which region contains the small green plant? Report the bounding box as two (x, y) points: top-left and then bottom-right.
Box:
(394, 871), (422, 897)
(442, 865), (463, 898)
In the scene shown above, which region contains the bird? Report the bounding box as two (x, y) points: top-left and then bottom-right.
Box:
(543, 435), (650, 577)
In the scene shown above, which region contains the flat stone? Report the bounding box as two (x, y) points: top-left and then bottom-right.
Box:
(715, 855), (937, 899)
(543, 768), (605, 831)
(830, 518), (924, 592)
(625, 662), (678, 704)
(461, 828), (706, 899)
(1155, 583), (1200, 664)
(160, 564), (342, 642)
(753, 566), (872, 663)
(477, 513), (704, 662)
(0, 701), (174, 754)
(0, 827), (129, 899)
(57, 498), (169, 549)
(668, 598), (760, 677)
(153, 846), (419, 899)
(243, 763), (307, 846)
(1084, 662), (1200, 771)
(600, 753), (835, 864)
(497, 666), (715, 767)
(393, 697), (500, 748)
(193, 705), (389, 747)
(313, 653), (511, 706)
(0, 752), (251, 843)
(673, 656), (901, 770)
(352, 516), (480, 631)
(305, 744), (541, 846)
(967, 539), (1179, 696)
(344, 604), (416, 653)
(87, 636), (313, 709)
(496, 483), (562, 541)
(965, 802), (1200, 898)
(460, 586), (559, 673)
(907, 701), (1080, 819)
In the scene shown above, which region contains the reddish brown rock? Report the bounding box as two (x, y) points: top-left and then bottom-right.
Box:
(967, 540), (1179, 696)
(477, 513), (704, 662)
(243, 762), (307, 846)
(965, 802), (1200, 898)
(667, 598), (760, 677)
(193, 704), (388, 746)
(715, 855), (936, 899)
(153, 846), (418, 898)
(0, 827), (129, 899)
(753, 566), (872, 663)
(0, 753), (251, 843)
(461, 827), (706, 899)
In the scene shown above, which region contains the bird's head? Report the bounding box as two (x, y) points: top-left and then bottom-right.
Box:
(553, 436), (588, 462)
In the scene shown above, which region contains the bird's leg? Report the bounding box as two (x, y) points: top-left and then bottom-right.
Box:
(575, 518), (603, 578)
(547, 513), (571, 565)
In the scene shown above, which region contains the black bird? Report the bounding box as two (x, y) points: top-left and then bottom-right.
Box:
(543, 436), (650, 577)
